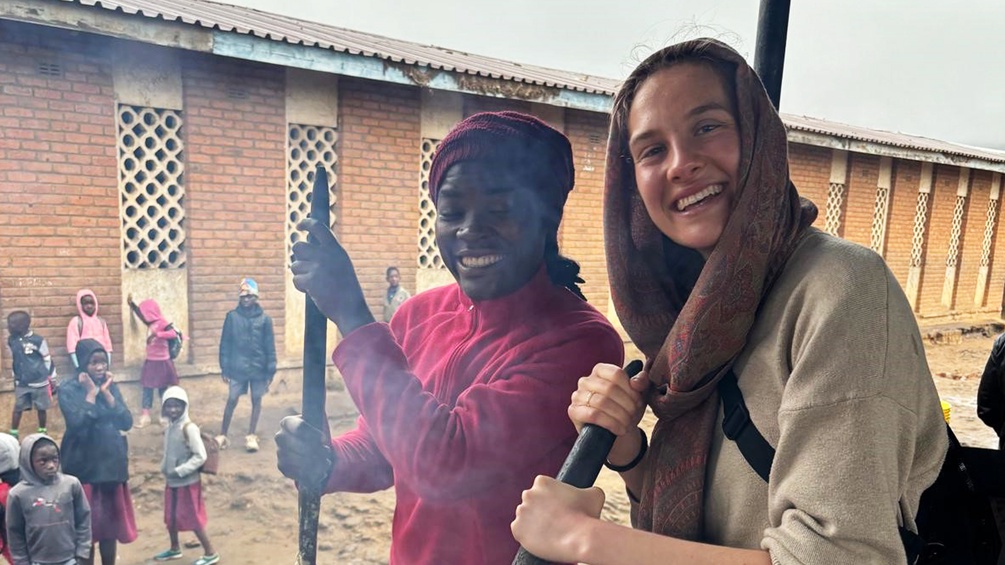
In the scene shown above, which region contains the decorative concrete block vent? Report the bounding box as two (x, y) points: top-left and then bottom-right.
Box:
(286, 124), (338, 262)
(116, 105), (186, 269)
(418, 138), (442, 269)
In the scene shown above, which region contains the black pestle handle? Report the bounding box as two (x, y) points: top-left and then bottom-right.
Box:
(512, 359), (645, 565)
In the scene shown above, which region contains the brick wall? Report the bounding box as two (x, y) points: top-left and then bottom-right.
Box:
(0, 24), (119, 377)
(842, 154), (881, 248)
(885, 160), (924, 288)
(337, 78), (422, 319)
(958, 171), (993, 312)
(988, 182), (1005, 312)
(788, 144), (831, 228)
(182, 53), (287, 363)
(562, 109), (611, 311)
(3, 21), (1005, 383)
(918, 166), (961, 316)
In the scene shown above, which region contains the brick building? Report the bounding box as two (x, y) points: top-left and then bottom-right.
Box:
(1, 0), (1004, 382)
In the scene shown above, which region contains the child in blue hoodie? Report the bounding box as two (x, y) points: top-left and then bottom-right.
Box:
(5, 433), (91, 565)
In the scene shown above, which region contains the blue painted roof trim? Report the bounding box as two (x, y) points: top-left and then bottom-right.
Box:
(211, 32), (613, 114)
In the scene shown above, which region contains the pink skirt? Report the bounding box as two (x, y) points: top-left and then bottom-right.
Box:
(82, 482), (138, 543)
(164, 481), (207, 532)
(141, 359), (179, 389)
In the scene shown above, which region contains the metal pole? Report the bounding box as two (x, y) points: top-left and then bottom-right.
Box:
(296, 165), (331, 565)
(753, 0), (792, 109)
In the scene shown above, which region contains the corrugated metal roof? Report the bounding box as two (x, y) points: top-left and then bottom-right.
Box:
(782, 114), (1005, 164)
(50, 0), (1005, 165)
(61, 0), (622, 95)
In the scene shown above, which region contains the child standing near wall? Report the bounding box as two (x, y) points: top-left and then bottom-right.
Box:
(217, 278), (276, 453)
(6, 433), (91, 565)
(153, 386), (219, 565)
(126, 296), (180, 428)
(66, 289), (113, 370)
(382, 266), (410, 322)
(6, 311), (55, 438)
(59, 339), (136, 565)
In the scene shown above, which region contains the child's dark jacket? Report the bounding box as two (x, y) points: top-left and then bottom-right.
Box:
(58, 340), (132, 484)
(219, 303), (276, 382)
(7, 333), (52, 386)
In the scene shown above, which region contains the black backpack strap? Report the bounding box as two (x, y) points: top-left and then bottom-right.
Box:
(719, 369), (927, 564)
(717, 369), (775, 482)
(899, 526), (923, 564)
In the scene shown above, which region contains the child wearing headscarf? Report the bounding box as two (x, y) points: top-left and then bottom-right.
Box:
(66, 290), (113, 370)
(278, 111), (624, 564)
(512, 39), (947, 565)
(59, 339), (136, 565)
(126, 296), (181, 428)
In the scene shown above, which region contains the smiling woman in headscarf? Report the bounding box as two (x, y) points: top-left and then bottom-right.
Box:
(510, 39), (948, 565)
(277, 111), (624, 564)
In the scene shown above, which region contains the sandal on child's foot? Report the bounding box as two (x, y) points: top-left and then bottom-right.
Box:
(193, 553), (220, 565)
(153, 548), (183, 561)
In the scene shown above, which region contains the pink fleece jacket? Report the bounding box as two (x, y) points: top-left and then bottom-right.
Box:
(138, 300), (176, 362)
(66, 289), (112, 356)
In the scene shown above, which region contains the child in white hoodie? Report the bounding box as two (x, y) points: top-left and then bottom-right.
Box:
(153, 387), (218, 565)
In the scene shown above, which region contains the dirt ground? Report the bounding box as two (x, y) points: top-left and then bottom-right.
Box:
(30, 331), (1000, 564)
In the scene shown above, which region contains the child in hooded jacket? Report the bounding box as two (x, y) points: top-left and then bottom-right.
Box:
(154, 386), (218, 564)
(126, 296), (180, 428)
(0, 433), (21, 565)
(65, 290), (113, 371)
(6, 433), (91, 565)
(58, 339), (136, 565)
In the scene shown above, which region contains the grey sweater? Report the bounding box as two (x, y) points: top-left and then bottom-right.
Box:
(701, 229), (948, 564)
(160, 386), (207, 488)
(6, 434), (91, 565)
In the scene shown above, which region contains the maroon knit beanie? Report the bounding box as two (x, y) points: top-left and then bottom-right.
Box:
(428, 111), (575, 217)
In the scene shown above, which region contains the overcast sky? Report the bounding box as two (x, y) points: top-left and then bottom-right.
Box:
(222, 0), (1005, 150)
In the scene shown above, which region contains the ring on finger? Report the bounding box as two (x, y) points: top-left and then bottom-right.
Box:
(586, 391), (596, 408)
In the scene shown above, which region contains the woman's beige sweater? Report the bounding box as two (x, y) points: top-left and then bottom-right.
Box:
(701, 228), (948, 564)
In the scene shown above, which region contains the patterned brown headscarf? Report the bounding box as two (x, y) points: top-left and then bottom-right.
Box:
(604, 39), (818, 539)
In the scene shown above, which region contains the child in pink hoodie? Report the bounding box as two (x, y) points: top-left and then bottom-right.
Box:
(127, 296), (180, 428)
(66, 289), (113, 370)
